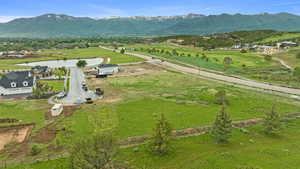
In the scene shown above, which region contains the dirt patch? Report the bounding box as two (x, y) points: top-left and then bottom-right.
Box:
(45, 105), (81, 120)
(0, 124), (34, 151)
(113, 63), (166, 78)
(0, 119), (19, 123)
(32, 123), (57, 144)
(63, 105), (81, 118)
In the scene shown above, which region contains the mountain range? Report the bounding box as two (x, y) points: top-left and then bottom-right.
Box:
(0, 13), (300, 38)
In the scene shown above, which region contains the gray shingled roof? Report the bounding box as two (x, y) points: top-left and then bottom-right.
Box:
(98, 64), (118, 68)
(0, 71), (34, 89)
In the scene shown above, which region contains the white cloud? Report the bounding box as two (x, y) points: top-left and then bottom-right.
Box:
(0, 16), (31, 23)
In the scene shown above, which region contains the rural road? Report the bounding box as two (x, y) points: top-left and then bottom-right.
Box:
(100, 46), (300, 96)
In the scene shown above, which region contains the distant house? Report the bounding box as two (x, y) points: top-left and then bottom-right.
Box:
(0, 71), (35, 96)
(31, 66), (51, 79)
(277, 41), (298, 48)
(96, 64), (119, 76)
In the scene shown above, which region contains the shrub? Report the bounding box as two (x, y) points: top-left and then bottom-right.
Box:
(264, 55), (272, 61)
(76, 60), (87, 68)
(240, 49), (247, 53)
(31, 145), (42, 156)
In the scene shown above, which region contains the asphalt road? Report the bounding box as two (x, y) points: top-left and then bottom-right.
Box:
(61, 67), (96, 105)
(100, 46), (300, 96)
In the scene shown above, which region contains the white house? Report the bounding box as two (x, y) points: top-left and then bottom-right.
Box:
(96, 64), (119, 76)
(0, 71), (35, 96)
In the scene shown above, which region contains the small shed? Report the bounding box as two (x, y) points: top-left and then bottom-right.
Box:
(51, 104), (63, 117)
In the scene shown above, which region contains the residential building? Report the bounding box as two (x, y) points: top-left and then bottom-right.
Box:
(0, 71), (35, 96)
(96, 64), (119, 76)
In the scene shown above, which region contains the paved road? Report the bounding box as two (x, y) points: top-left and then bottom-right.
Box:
(61, 67), (96, 105)
(100, 46), (300, 96)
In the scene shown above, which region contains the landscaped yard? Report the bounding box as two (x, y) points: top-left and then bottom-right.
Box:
(39, 80), (65, 92)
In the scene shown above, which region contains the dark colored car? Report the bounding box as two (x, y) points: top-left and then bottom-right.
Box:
(95, 88), (104, 96)
(86, 98), (93, 104)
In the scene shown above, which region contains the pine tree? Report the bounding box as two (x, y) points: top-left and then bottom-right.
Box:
(263, 105), (281, 135)
(149, 113), (172, 155)
(211, 105), (232, 143)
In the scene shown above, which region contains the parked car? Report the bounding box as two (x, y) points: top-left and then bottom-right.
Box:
(86, 98), (93, 104)
(56, 91), (66, 99)
(95, 88), (104, 96)
(82, 86), (88, 91)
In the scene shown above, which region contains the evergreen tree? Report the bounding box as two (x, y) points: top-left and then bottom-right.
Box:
(149, 113), (172, 155)
(211, 105), (232, 143)
(263, 105), (281, 135)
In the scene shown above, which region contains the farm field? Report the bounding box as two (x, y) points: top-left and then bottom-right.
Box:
(5, 118), (300, 169)
(0, 47), (144, 70)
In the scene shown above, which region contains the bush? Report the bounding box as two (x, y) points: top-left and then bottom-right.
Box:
(240, 49), (247, 53)
(76, 60), (87, 68)
(264, 55), (272, 61)
(31, 145), (42, 156)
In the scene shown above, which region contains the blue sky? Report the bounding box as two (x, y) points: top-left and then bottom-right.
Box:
(0, 0), (300, 22)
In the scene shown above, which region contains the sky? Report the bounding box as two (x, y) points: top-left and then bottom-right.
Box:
(0, 0), (300, 22)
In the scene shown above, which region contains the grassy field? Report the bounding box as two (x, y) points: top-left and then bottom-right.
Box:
(126, 43), (279, 73)
(5, 119), (300, 169)
(126, 43), (300, 87)
(259, 32), (300, 44)
(39, 80), (65, 92)
(55, 69), (300, 141)
(0, 47), (144, 70)
(0, 100), (50, 129)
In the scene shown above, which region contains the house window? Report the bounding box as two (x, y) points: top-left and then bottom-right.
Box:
(11, 82), (17, 88)
(23, 81), (29, 87)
